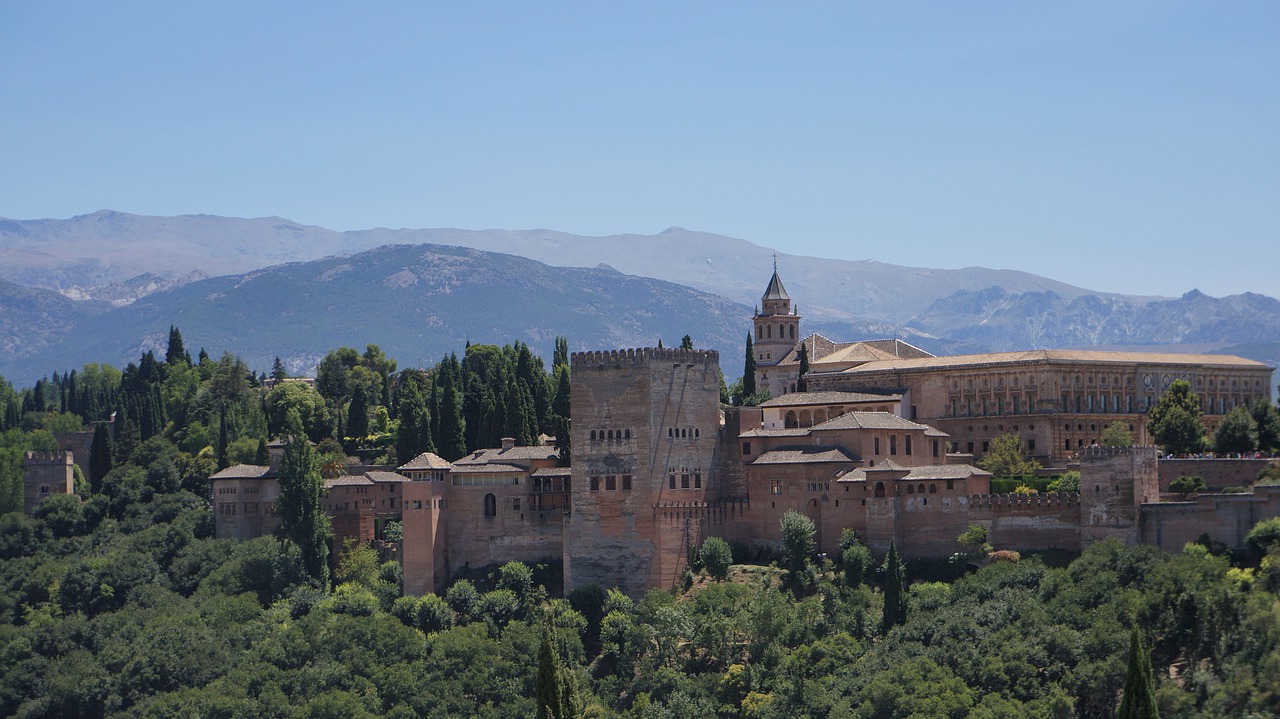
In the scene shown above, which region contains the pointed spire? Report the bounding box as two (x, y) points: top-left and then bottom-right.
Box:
(761, 269), (789, 302)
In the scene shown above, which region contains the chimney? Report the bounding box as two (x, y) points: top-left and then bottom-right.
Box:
(500, 437), (516, 451)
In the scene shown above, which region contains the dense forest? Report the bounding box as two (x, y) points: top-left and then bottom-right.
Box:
(1, 333), (1279, 718)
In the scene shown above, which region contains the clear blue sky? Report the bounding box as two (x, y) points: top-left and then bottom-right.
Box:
(2, 2), (1277, 298)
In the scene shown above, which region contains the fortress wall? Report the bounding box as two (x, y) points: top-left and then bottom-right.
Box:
(1079, 446), (1158, 547)
(22, 451), (75, 514)
(971, 493), (1082, 553)
(1140, 486), (1280, 552)
(1158, 458), (1276, 492)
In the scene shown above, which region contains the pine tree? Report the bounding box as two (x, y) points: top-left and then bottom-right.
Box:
(89, 421), (113, 494)
(680, 335), (694, 350)
(165, 325), (186, 365)
(797, 342), (810, 392)
(270, 356), (288, 382)
(880, 541), (908, 633)
(1117, 628), (1160, 719)
(742, 333), (757, 399)
(276, 409), (331, 586)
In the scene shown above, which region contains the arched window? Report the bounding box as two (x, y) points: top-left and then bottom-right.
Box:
(757, 325), (762, 339)
(785, 411), (798, 428)
(907, 484), (915, 494)
(607, 429), (614, 440)
(918, 484), (925, 494)
(484, 493), (497, 517)
(590, 430), (596, 440)
(694, 428), (700, 438)
(874, 481), (886, 498)
(929, 483), (937, 494)
(767, 325), (772, 338)
(624, 429), (631, 439)
(790, 325), (795, 339)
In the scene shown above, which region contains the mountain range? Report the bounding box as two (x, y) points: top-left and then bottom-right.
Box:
(0, 210), (1276, 387)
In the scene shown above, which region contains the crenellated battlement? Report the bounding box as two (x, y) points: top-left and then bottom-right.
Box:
(23, 450), (73, 464)
(969, 492), (1079, 509)
(1079, 446), (1158, 460)
(571, 347), (720, 369)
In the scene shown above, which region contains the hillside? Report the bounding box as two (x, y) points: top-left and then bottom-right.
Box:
(0, 244), (749, 384)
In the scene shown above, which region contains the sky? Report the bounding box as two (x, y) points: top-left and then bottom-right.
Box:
(1, 2), (1277, 299)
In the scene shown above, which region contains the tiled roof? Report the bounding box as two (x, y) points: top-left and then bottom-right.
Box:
(450, 462), (527, 474)
(211, 464), (276, 479)
(739, 428), (812, 439)
(325, 475), (373, 487)
(366, 471), (410, 483)
(817, 349), (1269, 375)
(758, 391), (903, 408)
(531, 467), (572, 478)
(837, 463), (990, 482)
(453, 445), (560, 465)
(753, 446), (860, 464)
(398, 452), (452, 470)
(811, 412), (932, 431)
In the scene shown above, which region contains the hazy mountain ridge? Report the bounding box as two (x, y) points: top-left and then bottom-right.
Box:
(0, 244), (749, 385)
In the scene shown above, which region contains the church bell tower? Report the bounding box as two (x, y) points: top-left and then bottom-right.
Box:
(753, 259), (800, 389)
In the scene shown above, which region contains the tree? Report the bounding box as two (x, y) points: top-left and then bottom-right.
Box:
(536, 620), (580, 719)
(346, 383), (370, 442)
(89, 421), (113, 493)
(779, 510), (815, 575)
(880, 541), (907, 633)
(957, 523), (992, 554)
(276, 409), (331, 585)
(1169, 475), (1206, 500)
(977, 433), (1041, 477)
(1148, 379), (1206, 455)
(700, 537), (732, 581)
(796, 342), (810, 393)
(254, 437), (269, 465)
(552, 336), (569, 370)
(1245, 517), (1280, 555)
(270, 356), (288, 382)
(165, 325), (187, 365)
(1213, 405), (1258, 454)
(1102, 421), (1135, 447)
(680, 335), (694, 350)
(265, 382), (330, 443)
(1249, 398), (1280, 452)
(1117, 628), (1159, 719)
(742, 334), (757, 399)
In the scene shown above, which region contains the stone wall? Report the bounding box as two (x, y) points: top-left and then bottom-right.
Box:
(974, 493), (1082, 553)
(1158, 458), (1277, 492)
(1140, 486), (1280, 552)
(1078, 446), (1158, 547)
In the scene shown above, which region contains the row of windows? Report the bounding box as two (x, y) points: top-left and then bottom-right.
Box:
(588, 475), (633, 491)
(409, 498), (447, 510)
(589, 428), (631, 441)
(667, 427), (701, 439)
(217, 502), (276, 516)
(871, 435), (912, 456)
(452, 475), (521, 487)
(951, 396), (1042, 417)
(480, 493), (524, 517)
(668, 473), (703, 490)
(756, 322), (797, 341)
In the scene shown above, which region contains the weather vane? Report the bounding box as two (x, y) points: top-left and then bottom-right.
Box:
(773, 251), (778, 272)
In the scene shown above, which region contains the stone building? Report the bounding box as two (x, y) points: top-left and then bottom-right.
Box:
(210, 463), (281, 541)
(22, 451), (75, 514)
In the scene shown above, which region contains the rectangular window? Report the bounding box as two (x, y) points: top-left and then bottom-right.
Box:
(742, 442), (751, 455)
(513, 498), (521, 511)
(982, 441), (990, 453)
(932, 440), (940, 457)
(694, 473), (702, 489)
(905, 436), (912, 455)
(946, 480), (954, 490)
(245, 502), (258, 515)
(770, 479), (783, 495)
(412, 500), (423, 509)
(1028, 439), (1036, 451)
(590, 476), (600, 491)
(966, 442), (974, 454)
(681, 474), (690, 489)
(669, 474), (676, 490)
(889, 435), (897, 455)
(622, 475), (632, 491)
(605, 475), (616, 490)
(874, 437), (880, 455)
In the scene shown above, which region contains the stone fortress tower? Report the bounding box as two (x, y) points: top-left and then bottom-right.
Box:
(22, 450), (75, 514)
(753, 262), (801, 398)
(565, 347), (721, 596)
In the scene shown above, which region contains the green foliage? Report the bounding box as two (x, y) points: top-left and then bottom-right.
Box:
(1249, 397), (1280, 452)
(1213, 404), (1258, 454)
(1246, 517), (1280, 555)
(1047, 470), (1080, 494)
(1148, 379), (1206, 454)
(1117, 629), (1159, 719)
(700, 537), (733, 581)
(335, 538), (381, 588)
(796, 342), (810, 393)
(1102, 421), (1135, 447)
(742, 333), (757, 399)
(779, 510), (815, 575)
(1169, 475), (1206, 499)
(957, 523), (992, 553)
(275, 409), (331, 585)
(841, 542), (872, 588)
(265, 381), (331, 443)
(880, 541), (907, 634)
(978, 433), (1042, 478)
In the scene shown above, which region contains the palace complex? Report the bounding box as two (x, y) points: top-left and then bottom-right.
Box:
(61, 268), (1269, 597)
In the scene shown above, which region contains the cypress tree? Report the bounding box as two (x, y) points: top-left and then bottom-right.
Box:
(439, 364), (467, 461)
(1118, 628), (1160, 719)
(553, 336), (569, 370)
(89, 421), (113, 494)
(166, 325), (186, 365)
(217, 406), (230, 470)
(880, 541), (908, 633)
(743, 333), (757, 399)
(254, 437), (270, 466)
(276, 409), (331, 586)
(347, 383), (370, 441)
(797, 342), (810, 392)
(535, 621), (580, 719)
